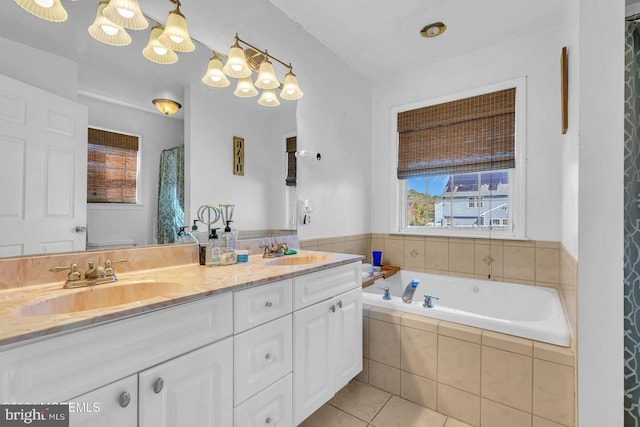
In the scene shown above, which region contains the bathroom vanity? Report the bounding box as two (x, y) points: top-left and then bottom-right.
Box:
(0, 251), (362, 427)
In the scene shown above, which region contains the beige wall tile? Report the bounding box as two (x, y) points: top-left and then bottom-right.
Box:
(426, 239), (449, 271)
(438, 336), (481, 394)
(369, 319), (401, 368)
(363, 317), (369, 358)
(532, 415), (568, 427)
(401, 370), (438, 411)
(369, 306), (403, 324)
(356, 357), (369, 383)
(318, 242), (334, 252)
(401, 313), (439, 333)
(481, 398), (532, 427)
(332, 241), (347, 253)
(503, 246), (535, 281)
(372, 395), (447, 427)
(445, 419), (474, 427)
(437, 383), (480, 427)
(449, 242), (475, 274)
(533, 359), (575, 426)
(481, 347), (532, 412)
(474, 243), (504, 279)
(384, 237), (404, 267)
(449, 272), (475, 279)
(404, 238), (427, 269)
(533, 342), (574, 367)
(369, 359), (401, 395)
(439, 322), (482, 344)
(482, 331), (533, 356)
(504, 240), (536, 248)
(535, 247), (560, 285)
(401, 327), (438, 380)
(535, 240), (560, 249)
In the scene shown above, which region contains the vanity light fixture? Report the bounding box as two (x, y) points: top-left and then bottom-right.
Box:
(222, 36), (252, 79)
(89, 1), (132, 47)
(152, 99), (181, 115)
(258, 88), (280, 107)
(280, 66), (304, 101)
(143, 23), (178, 65)
(14, 0), (68, 22)
(103, 0), (148, 30)
(234, 76), (259, 98)
(201, 52), (230, 88)
(158, 0), (195, 52)
(255, 53), (279, 90)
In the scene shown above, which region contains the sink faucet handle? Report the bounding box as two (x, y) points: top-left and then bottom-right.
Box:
(423, 294), (440, 308)
(104, 259), (128, 278)
(50, 263), (81, 282)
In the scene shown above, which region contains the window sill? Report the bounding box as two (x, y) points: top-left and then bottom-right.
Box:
(88, 203), (144, 211)
(397, 228), (527, 241)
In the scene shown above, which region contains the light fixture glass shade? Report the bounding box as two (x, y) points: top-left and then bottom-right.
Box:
(158, 10), (195, 52)
(234, 77), (258, 98)
(202, 53), (230, 88)
(103, 0), (148, 30)
(223, 41), (252, 79)
(153, 99), (181, 115)
(255, 57), (280, 89)
(280, 70), (304, 100)
(15, 0), (67, 22)
(258, 89), (280, 107)
(143, 24), (178, 65)
(88, 1), (132, 46)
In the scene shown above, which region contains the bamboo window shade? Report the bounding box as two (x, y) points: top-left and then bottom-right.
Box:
(397, 88), (516, 179)
(87, 128), (139, 204)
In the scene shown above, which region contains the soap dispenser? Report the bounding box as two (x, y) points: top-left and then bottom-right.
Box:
(209, 228), (221, 266)
(220, 221), (237, 265)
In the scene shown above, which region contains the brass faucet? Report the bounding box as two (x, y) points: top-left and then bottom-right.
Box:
(50, 259), (128, 289)
(261, 242), (288, 258)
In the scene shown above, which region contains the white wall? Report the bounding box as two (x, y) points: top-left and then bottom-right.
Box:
(187, 82), (295, 231)
(576, 0), (624, 425)
(80, 95), (184, 247)
(371, 28), (564, 242)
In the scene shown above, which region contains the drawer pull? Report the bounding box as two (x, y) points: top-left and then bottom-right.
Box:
(265, 352), (273, 361)
(265, 301), (273, 307)
(265, 416), (272, 424)
(337, 300), (343, 308)
(118, 391), (131, 408)
(153, 377), (164, 393)
(329, 304), (336, 313)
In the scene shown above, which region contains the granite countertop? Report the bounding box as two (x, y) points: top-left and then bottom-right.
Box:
(0, 251), (363, 347)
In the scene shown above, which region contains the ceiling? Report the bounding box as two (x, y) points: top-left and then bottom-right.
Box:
(269, 0), (566, 81)
(0, 0), (566, 106)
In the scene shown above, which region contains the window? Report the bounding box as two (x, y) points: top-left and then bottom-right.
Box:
(87, 128), (139, 204)
(395, 79), (526, 238)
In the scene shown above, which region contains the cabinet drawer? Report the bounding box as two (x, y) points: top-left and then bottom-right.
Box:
(234, 279), (293, 333)
(234, 314), (292, 405)
(234, 374), (292, 427)
(293, 262), (361, 310)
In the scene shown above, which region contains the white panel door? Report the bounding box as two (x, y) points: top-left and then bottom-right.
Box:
(333, 288), (363, 390)
(67, 375), (137, 427)
(138, 337), (233, 427)
(293, 300), (334, 425)
(0, 73), (88, 257)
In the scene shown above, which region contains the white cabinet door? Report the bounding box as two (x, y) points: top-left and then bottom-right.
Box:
(139, 337), (233, 427)
(67, 375), (137, 427)
(293, 299), (334, 425)
(333, 287), (363, 390)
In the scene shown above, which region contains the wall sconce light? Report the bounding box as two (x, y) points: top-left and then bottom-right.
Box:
(14, 0), (68, 23)
(152, 99), (182, 115)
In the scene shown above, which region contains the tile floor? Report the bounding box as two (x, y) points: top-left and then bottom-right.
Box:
(300, 380), (472, 427)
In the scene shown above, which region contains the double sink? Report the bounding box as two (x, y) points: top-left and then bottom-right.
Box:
(17, 253), (332, 317)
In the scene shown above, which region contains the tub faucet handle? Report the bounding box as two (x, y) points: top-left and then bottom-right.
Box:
(382, 287), (392, 300)
(423, 294), (439, 308)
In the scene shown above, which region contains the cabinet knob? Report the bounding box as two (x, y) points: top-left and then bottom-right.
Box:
(337, 300), (343, 308)
(265, 301), (273, 307)
(265, 353), (273, 361)
(153, 377), (164, 393)
(265, 416), (272, 424)
(329, 304), (336, 313)
(118, 391), (131, 408)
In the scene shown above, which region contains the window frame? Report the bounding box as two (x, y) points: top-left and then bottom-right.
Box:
(390, 77), (527, 240)
(87, 126), (143, 207)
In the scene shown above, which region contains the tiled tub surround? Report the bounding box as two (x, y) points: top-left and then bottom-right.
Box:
(363, 271), (569, 346)
(359, 305), (576, 427)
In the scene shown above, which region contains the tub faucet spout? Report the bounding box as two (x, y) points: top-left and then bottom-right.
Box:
(401, 279), (420, 303)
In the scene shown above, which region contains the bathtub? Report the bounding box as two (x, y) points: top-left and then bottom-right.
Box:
(363, 270), (570, 347)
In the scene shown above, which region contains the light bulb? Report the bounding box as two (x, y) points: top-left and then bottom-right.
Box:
(231, 64), (242, 72)
(101, 24), (119, 35)
(116, 7), (135, 18)
(34, 0), (54, 7)
(286, 88), (295, 95)
(210, 75), (222, 82)
(153, 46), (168, 55)
(169, 34), (183, 43)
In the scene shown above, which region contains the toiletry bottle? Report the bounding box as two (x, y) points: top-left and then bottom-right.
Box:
(176, 226), (186, 243)
(210, 228), (221, 266)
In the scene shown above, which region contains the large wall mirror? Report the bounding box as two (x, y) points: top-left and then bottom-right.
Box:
(0, 1), (297, 258)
